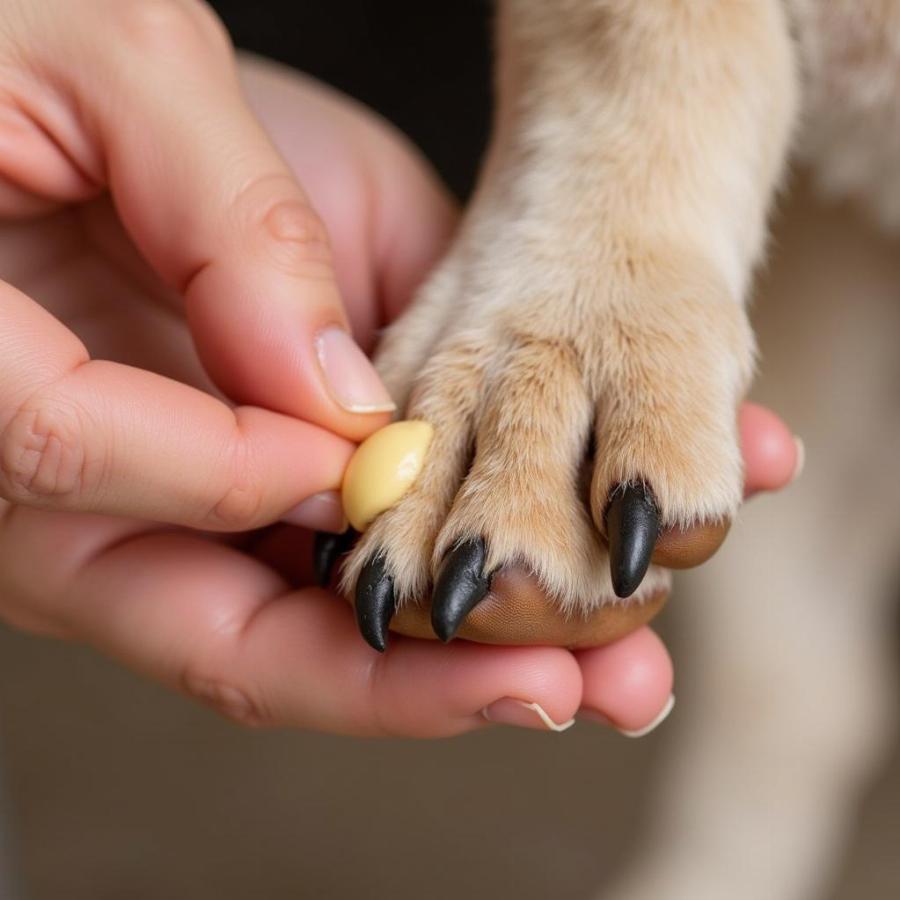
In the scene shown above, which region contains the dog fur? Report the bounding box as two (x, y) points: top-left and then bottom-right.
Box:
(345, 2), (900, 896)
(344, 1), (898, 613)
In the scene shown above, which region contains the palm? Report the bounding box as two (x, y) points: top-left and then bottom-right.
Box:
(3, 204), (210, 391)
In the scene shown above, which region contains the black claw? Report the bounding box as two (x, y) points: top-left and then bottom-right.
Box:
(355, 556), (397, 652)
(431, 538), (492, 643)
(313, 529), (358, 588)
(606, 483), (660, 598)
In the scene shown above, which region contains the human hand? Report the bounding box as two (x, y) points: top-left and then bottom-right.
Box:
(0, 2), (801, 736)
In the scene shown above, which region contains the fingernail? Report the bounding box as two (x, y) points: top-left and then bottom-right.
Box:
(315, 327), (396, 414)
(578, 693), (675, 738)
(481, 699), (575, 733)
(791, 437), (806, 483)
(282, 491), (347, 532)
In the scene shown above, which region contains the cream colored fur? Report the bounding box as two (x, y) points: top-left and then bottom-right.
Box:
(341, 3), (900, 896)
(344, 0), (800, 611)
(344, 0), (900, 616)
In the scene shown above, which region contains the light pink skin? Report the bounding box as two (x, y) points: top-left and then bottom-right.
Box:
(0, 3), (798, 736)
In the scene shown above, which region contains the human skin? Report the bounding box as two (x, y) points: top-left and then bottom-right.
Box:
(0, 2), (800, 736)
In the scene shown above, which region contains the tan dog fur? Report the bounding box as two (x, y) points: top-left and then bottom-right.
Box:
(344, 1), (899, 618)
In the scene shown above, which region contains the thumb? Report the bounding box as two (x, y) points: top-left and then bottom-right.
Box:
(63, 3), (396, 441)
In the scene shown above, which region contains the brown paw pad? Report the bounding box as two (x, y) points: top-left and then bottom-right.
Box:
(316, 492), (728, 652)
(388, 566), (668, 649)
(346, 536), (669, 652)
(315, 513), (728, 651)
(602, 483), (730, 595)
(652, 519), (730, 569)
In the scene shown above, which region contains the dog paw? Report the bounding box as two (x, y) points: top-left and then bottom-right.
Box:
(336, 224), (752, 649)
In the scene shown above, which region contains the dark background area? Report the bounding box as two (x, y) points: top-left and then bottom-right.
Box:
(209, 0), (493, 199)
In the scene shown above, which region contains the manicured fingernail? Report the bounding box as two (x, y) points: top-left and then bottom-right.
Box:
(620, 694), (675, 738)
(282, 491), (347, 532)
(578, 693), (675, 738)
(481, 699), (575, 733)
(791, 437), (806, 483)
(315, 327), (396, 414)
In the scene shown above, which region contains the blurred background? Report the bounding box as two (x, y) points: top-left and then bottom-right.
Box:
(1, 2), (899, 898)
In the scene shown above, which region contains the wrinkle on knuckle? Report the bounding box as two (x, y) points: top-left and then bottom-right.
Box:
(108, 0), (228, 60)
(210, 482), (264, 531)
(180, 0), (234, 55)
(0, 400), (91, 505)
(205, 430), (264, 531)
(0, 600), (65, 639)
(234, 175), (335, 280)
(180, 669), (268, 728)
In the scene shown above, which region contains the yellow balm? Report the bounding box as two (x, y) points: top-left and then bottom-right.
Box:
(342, 420), (434, 532)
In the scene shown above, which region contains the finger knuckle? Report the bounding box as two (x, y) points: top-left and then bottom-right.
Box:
(205, 430), (265, 531)
(182, 0), (234, 53)
(235, 176), (335, 280)
(209, 481), (265, 531)
(0, 400), (94, 505)
(109, 0), (232, 61)
(180, 670), (268, 728)
(0, 596), (66, 639)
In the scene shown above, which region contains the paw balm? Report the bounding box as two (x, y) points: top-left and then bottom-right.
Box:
(341, 421), (434, 532)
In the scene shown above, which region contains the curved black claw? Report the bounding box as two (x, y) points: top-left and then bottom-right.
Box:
(606, 483), (660, 598)
(355, 556), (397, 652)
(312, 529), (358, 588)
(431, 538), (492, 643)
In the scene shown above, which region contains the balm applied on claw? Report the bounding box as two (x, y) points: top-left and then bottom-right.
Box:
(341, 420), (434, 533)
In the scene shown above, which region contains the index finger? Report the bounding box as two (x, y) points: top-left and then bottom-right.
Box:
(0, 282), (352, 529)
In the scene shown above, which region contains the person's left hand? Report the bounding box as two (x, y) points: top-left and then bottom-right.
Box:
(0, 55), (801, 737)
